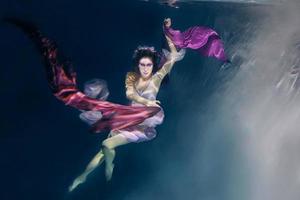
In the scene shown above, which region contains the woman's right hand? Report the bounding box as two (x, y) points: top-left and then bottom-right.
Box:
(146, 100), (161, 107)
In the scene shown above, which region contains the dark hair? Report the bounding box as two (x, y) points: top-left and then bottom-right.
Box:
(132, 46), (160, 74)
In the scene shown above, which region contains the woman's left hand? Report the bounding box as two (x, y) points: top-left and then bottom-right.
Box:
(146, 100), (161, 107)
(164, 18), (171, 28)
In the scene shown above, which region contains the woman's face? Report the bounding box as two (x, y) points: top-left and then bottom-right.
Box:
(138, 57), (154, 79)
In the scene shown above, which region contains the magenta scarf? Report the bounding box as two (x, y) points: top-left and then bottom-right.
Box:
(164, 25), (228, 62)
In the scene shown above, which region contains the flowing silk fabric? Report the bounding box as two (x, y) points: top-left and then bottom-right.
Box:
(7, 18), (160, 133)
(164, 26), (228, 62)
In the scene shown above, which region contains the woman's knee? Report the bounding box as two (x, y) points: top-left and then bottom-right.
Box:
(102, 139), (113, 149)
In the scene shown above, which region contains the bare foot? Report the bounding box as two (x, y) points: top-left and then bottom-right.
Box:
(68, 175), (86, 192)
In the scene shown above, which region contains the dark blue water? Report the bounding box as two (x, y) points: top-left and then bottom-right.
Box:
(0, 1), (280, 200)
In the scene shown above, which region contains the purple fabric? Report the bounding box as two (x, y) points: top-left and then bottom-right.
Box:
(164, 26), (228, 62)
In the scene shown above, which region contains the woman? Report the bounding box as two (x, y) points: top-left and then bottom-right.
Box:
(69, 18), (181, 191)
(6, 17), (227, 191)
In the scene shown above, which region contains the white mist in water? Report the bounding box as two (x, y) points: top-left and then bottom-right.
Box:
(218, 1), (300, 199)
(128, 1), (299, 200)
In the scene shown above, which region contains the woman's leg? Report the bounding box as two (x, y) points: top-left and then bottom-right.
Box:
(68, 132), (129, 190)
(102, 134), (129, 181)
(68, 149), (105, 192)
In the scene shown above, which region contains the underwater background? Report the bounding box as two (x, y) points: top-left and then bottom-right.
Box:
(1, 0), (300, 200)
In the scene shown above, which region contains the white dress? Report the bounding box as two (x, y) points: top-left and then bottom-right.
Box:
(111, 72), (165, 143)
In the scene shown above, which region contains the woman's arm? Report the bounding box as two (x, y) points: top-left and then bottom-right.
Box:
(125, 72), (148, 105)
(154, 59), (175, 81)
(153, 18), (178, 83)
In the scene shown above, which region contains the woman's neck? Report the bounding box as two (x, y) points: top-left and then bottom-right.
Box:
(139, 74), (152, 82)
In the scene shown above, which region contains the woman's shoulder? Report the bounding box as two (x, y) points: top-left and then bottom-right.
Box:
(126, 71), (138, 77)
(126, 71), (139, 80)
(125, 71), (138, 86)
